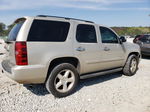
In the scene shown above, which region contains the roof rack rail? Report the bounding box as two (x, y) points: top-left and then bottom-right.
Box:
(36, 15), (94, 23)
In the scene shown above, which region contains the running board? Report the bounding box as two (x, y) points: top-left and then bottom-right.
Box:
(80, 68), (122, 79)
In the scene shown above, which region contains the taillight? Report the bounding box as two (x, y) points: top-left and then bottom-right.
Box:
(15, 42), (28, 65)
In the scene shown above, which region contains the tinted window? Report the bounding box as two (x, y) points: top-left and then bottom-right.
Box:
(139, 35), (150, 43)
(27, 20), (70, 42)
(100, 27), (118, 43)
(76, 24), (97, 43)
(8, 20), (25, 41)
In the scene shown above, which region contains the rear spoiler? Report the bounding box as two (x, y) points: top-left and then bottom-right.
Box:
(7, 18), (26, 27)
(14, 18), (26, 24)
(4, 40), (12, 44)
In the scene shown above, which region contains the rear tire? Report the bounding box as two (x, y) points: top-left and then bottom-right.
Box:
(123, 54), (139, 76)
(46, 63), (79, 98)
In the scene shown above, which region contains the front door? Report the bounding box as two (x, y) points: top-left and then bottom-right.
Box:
(98, 26), (125, 70)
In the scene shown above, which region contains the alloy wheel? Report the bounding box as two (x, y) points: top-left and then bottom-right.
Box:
(54, 69), (75, 93)
(130, 58), (137, 73)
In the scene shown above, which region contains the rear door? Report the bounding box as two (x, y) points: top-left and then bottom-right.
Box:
(98, 26), (125, 69)
(74, 24), (101, 74)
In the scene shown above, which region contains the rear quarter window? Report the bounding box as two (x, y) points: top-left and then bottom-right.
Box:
(27, 20), (70, 42)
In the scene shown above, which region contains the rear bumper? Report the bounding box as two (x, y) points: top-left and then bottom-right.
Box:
(1, 60), (47, 84)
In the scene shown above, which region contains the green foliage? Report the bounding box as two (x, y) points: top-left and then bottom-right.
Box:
(112, 27), (150, 37)
(0, 22), (6, 36)
(0, 22), (15, 37)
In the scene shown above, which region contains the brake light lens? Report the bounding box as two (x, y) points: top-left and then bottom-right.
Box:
(15, 42), (28, 65)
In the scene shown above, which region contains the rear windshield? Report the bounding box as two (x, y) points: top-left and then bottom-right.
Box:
(8, 20), (25, 41)
(27, 20), (70, 42)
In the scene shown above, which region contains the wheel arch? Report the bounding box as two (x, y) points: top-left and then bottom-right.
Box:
(45, 57), (80, 83)
(128, 52), (141, 59)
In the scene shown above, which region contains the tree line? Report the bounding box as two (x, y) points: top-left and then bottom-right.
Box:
(112, 27), (150, 37)
(0, 22), (14, 37)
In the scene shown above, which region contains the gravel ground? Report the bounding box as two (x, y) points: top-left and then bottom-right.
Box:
(0, 39), (150, 112)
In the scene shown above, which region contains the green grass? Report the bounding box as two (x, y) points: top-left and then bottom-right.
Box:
(111, 27), (150, 36)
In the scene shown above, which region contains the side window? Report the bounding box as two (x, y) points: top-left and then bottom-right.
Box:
(100, 27), (119, 43)
(27, 20), (70, 42)
(139, 35), (150, 42)
(76, 24), (97, 43)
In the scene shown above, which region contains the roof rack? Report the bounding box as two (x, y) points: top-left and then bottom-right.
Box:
(36, 15), (94, 23)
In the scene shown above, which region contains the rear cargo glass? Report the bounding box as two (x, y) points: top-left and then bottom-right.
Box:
(8, 20), (25, 41)
(27, 20), (70, 42)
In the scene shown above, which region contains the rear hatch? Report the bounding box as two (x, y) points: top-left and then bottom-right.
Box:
(4, 18), (26, 65)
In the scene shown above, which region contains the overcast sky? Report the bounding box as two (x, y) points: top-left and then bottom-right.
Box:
(0, 0), (150, 26)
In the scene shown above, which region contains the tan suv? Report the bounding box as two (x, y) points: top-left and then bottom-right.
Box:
(1, 15), (141, 97)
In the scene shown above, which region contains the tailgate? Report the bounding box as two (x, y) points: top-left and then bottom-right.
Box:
(3, 18), (26, 65)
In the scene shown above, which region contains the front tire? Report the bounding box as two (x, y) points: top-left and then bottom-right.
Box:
(123, 55), (139, 76)
(46, 63), (79, 98)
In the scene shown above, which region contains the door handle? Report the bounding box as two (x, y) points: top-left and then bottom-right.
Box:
(76, 47), (85, 52)
(104, 47), (110, 51)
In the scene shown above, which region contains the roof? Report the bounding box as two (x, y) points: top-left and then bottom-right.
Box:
(36, 15), (94, 23)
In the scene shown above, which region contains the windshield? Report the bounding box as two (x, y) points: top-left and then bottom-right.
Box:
(8, 19), (25, 41)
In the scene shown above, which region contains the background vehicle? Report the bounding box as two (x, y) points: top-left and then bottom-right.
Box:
(133, 35), (142, 43)
(1, 15), (141, 97)
(134, 34), (150, 56)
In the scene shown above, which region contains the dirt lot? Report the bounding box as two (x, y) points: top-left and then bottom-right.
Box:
(0, 39), (150, 112)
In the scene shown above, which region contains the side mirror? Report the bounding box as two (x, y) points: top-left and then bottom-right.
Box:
(120, 36), (127, 43)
